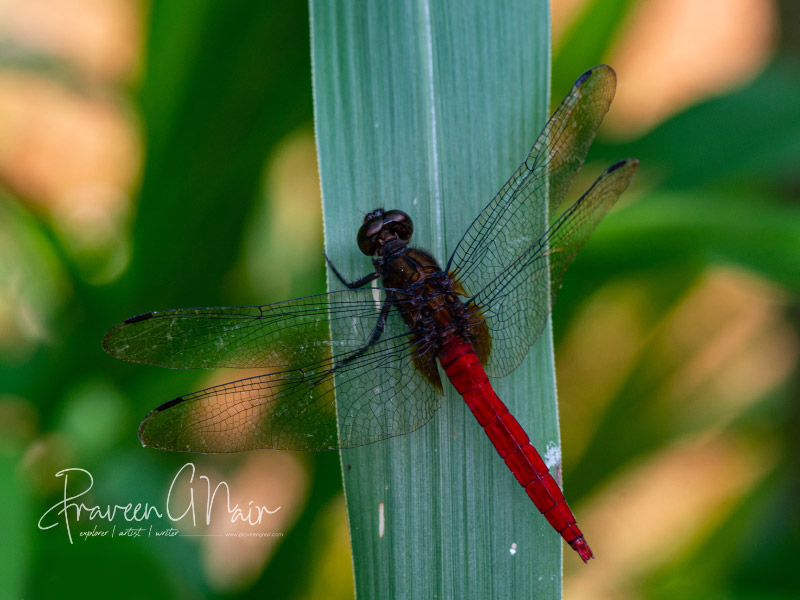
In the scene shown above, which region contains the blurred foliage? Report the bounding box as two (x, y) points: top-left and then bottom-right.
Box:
(2, 1), (342, 599)
(551, 2), (800, 599)
(1, 0), (799, 599)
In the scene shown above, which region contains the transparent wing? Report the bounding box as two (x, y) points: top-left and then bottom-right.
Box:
(104, 290), (395, 370)
(447, 66), (617, 290)
(468, 159), (638, 377)
(104, 289), (441, 451)
(444, 65), (633, 377)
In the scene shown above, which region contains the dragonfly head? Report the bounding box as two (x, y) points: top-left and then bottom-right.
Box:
(357, 208), (413, 256)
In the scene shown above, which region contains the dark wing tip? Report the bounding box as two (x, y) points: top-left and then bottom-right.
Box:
(606, 157), (639, 174)
(102, 312), (155, 356)
(575, 67), (594, 86)
(138, 397), (185, 449)
(124, 312), (154, 325)
(575, 64), (616, 87)
(154, 396), (185, 412)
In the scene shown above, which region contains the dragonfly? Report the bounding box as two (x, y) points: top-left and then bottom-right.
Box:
(103, 65), (638, 563)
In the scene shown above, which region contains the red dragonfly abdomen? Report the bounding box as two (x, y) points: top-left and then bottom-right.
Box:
(439, 335), (594, 562)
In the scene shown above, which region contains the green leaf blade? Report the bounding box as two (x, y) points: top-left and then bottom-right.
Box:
(312, 1), (560, 597)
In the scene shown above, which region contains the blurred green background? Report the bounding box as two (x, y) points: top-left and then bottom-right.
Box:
(1, 0), (799, 598)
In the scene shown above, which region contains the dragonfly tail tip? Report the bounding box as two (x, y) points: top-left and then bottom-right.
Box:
(572, 538), (595, 563)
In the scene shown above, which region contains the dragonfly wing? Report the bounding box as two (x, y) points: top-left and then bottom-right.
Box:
(467, 158), (639, 377)
(137, 325), (441, 451)
(445, 66), (637, 377)
(104, 289), (403, 369)
(446, 66), (617, 289)
(106, 288), (442, 451)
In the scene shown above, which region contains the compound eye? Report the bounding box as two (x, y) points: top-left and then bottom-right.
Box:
(383, 210), (413, 242)
(357, 216), (384, 255)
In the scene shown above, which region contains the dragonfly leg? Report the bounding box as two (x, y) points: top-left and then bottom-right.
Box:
(324, 251), (379, 289)
(337, 298), (393, 368)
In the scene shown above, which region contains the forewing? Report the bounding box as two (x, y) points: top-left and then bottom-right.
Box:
(104, 289), (397, 369)
(446, 66), (617, 296)
(469, 159), (639, 377)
